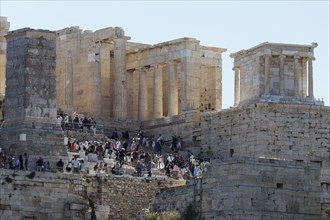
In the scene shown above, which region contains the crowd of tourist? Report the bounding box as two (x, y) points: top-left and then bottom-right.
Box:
(0, 110), (210, 180)
(0, 149), (29, 171)
(57, 109), (97, 134)
(57, 128), (207, 180)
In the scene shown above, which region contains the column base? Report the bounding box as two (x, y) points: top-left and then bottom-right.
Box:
(239, 95), (324, 107)
(0, 117), (68, 170)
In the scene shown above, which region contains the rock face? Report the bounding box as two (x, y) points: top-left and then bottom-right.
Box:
(0, 28), (67, 168)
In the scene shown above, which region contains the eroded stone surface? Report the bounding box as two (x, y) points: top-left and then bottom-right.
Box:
(0, 28), (67, 166)
(150, 158), (323, 220)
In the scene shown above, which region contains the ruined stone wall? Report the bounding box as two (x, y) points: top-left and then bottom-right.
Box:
(150, 158), (324, 219)
(199, 102), (330, 212)
(0, 169), (177, 220)
(200, 103), (330, 177)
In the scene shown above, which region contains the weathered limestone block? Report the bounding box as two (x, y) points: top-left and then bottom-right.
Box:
(0, 28), (67, 167)
(149, 158), (322, 219)
(0, 169), (179, 220)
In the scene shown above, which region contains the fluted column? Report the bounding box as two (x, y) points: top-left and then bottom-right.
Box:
(279, 55), (285, 96)
(308, 56), (315, 98)
(92, 46), (102, 116)
(139, 67), (148, 121)
(301, 57), (307, 97)
(168, 61), (178, 116)
(264, 54), (271, 95)
(132, 69), (140, 121)
(293, 55), (300, 96)
(215, 66), (222, 110)
(234, 66), (240, 106)
(153, 64), (163, 119)
(113, 38), (128, 120)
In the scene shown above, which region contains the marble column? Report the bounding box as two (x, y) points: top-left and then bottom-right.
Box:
(215, 66), (222, 110)
(0, 17), (9, 97)
(293, 55), (300, 96)
(139, 67), (148, 121)
(92, 46), (102, 116)
(65, 50), (73, 113)
(234, 66), (240, 106)
(308, 56), (315, 98)
(279, 55), (285, 96)
(301, 57), (307, 97)
(180, 57), (200, 111)
(100, 43), (111, 117)
(113, 38), (128, 120)
(168, 61), (178, 116)
(264, 54), (271, 95)
(153, 64), (163, 119)
(132, 69), (140, 121)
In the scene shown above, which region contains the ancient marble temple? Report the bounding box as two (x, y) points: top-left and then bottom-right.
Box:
(55, 27), (226, 121)
(230, 42), (320, 106)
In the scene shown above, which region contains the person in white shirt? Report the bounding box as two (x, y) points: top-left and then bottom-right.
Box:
(72, 158), (80, 174)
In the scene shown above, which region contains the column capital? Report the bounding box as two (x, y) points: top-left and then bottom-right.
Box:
(264, 54), (272, 58)
(133, 67), (142, 72)
(166, 59), (180, 65)
(308, 56), (315, 61)
(294, 55), (300, 60)
(127, 68), (135, 73)
(232, 66), (240, 71)
(112, 36), (130, 42)
(279, 54), (286, 59)
(143, 65), (155, 73)
(155, 63), (165, 69)
(301, 57), (308, 62)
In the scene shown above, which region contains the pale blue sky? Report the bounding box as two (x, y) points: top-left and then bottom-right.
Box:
(1, 0), (329, 108)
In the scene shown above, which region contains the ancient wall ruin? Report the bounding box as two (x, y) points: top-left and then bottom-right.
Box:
(199, 103), (330, 178)
(199, 102), (330, 215)
(0, 169), (178, 220)
(150, 158), (323, 219)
